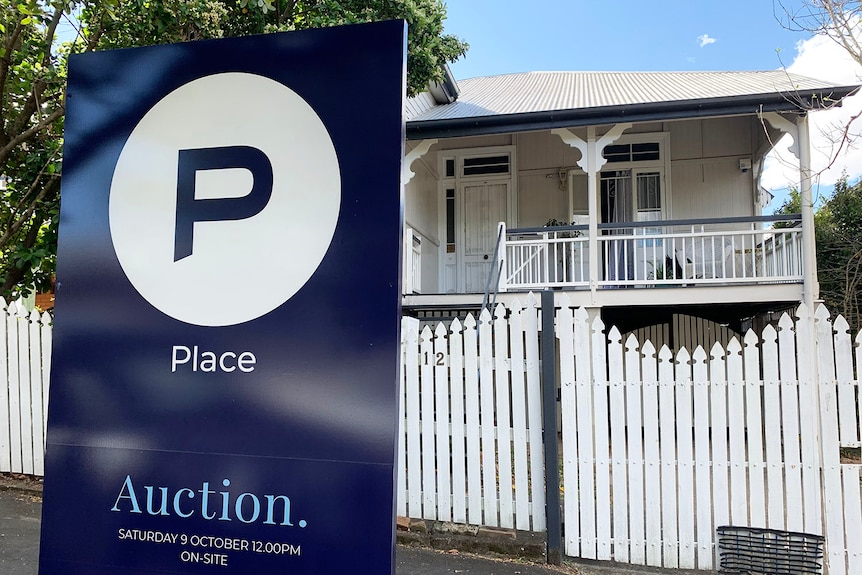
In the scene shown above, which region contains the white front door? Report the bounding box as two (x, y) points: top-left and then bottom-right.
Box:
(460, 181), (509, 293)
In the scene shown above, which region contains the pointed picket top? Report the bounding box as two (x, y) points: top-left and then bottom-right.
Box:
(450, 317), (463, 336)
(692, 346), (708, 364)
(7, 299), (18, 316)
(676, 347), (691, 366)
(762, 323), (778, 345)
(777, 312), (795, 333)
(40, 311), (52, 327)
(15, 300), (29, 319)
(478, 307), (493, 326)
(464, 313), (477, 330)
(813, 303), (831, 323)
(658, 345), (673, 364)
(834, 314), (850, 336)
(607, 325), (622, 346)
(0, 296), (6, 311)
(709, 341), (725, 361)
(625, 333), (639, 352)
(557, 300), (574, 324)
(641, 339), (656, 359)
(493, 302), (506, 320)
(727, 337), (742, 356)
(28, 310), (40, 323)
(525, 291), (539, 309)
(509, 296), (523, 314)
(434, 322), (448, 340)
(744, 329), (759, 349)
(420, 324), (433, 344)
(796, 301), (811, 321)
(558, 292), (574, 309)
(573, 306), (590, 323)
(591, 314), (606, 336)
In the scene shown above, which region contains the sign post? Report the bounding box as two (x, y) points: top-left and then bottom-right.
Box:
(39, 21), (406, 575)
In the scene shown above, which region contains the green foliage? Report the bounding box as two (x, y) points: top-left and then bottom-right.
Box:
(0, 0), (466, 301)
(0, 0), (68, 300)
(775, 176), (862, 331)
(86, 0), (468, 96)
(813, 175), (862, 331)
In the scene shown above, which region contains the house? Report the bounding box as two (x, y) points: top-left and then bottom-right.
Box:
(401, 69), (859, 348)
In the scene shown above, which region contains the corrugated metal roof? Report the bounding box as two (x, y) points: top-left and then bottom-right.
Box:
(405, 71), (852, 123)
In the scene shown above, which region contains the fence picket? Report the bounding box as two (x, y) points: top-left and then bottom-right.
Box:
(726, 338), (747, 527)
(842, 466), (862, 574)
(799, 305), (823, 534)
(508, 299), (531, 531)
(692, 346), (713, 570)
(434, 322), (452, 522)
(478, 309), (498, 527)
(403, 318), (421, 518)
(16, 304), (33, 476)
(592, 315), (612, 561)
(761, 324), (785, 530)
(7, 301), (22, 473)
(420, 325), (436, 520)
(709, 343), (730, 545)
(40, 311), (51, 441)
(493, 304), (514, 529)
(641, 340), (662, 567)
(832, 315), (856, 445)
(0, 298), (10, 473)
(608, 326), (629, 564)
(397, 318), (411, 517)
(777, 313), (803, 532)
(464, 315), (482, 526)
(743, 330), (766, 529)
(524, 294), (545, 531)
(816, 308), (846, 573)
(674, 348), (695, 569)
(449, 318), (467, 524)
(625, 334), (646, 565)
(574, 307), (597, 559)
(558, 303), (579, 557)
(658, 346), (678, 568)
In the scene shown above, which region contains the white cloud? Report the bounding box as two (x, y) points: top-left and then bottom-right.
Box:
(698, 34), (717, 48)
(761, 34), (862, 197)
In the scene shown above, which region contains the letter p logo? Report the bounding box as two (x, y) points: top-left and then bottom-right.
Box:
(109, 73), (341, 326)
(174, 146), (274, 261)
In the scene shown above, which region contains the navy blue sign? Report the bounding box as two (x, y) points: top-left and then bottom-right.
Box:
(39, 21), (406, 575)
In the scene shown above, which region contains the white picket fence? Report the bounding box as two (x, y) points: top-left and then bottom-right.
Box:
(0, 298), (52, 477)
(6, 292), (862, 574)
(398, 295), (547, 532)
(557, 294), (862, 574)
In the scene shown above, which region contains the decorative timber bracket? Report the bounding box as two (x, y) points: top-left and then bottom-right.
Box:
(402, 139), (438, 185)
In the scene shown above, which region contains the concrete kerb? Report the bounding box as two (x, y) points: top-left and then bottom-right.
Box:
(0, 473), (43, 496)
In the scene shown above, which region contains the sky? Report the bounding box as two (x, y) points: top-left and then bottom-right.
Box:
(440, 0), (862, 210)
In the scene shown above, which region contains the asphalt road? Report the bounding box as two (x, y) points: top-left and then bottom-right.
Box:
(1, 487), (584, 575)
(2, 486), (684, 575)
(0, 488), (42, 575)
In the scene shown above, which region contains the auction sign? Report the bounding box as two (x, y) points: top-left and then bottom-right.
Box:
(38, 21), (406, 575)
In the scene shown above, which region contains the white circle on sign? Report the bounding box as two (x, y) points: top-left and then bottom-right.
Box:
(109, 72), (341, 326)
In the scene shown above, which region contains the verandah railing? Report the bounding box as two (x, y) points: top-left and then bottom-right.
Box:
(502, 214), (803, 290)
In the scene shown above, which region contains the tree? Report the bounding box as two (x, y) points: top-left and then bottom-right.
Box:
(815, 175), (862, 330)
(0, 0), (467, 302)
(773, 0), (862, 172)
(775, 176), (862, 331)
